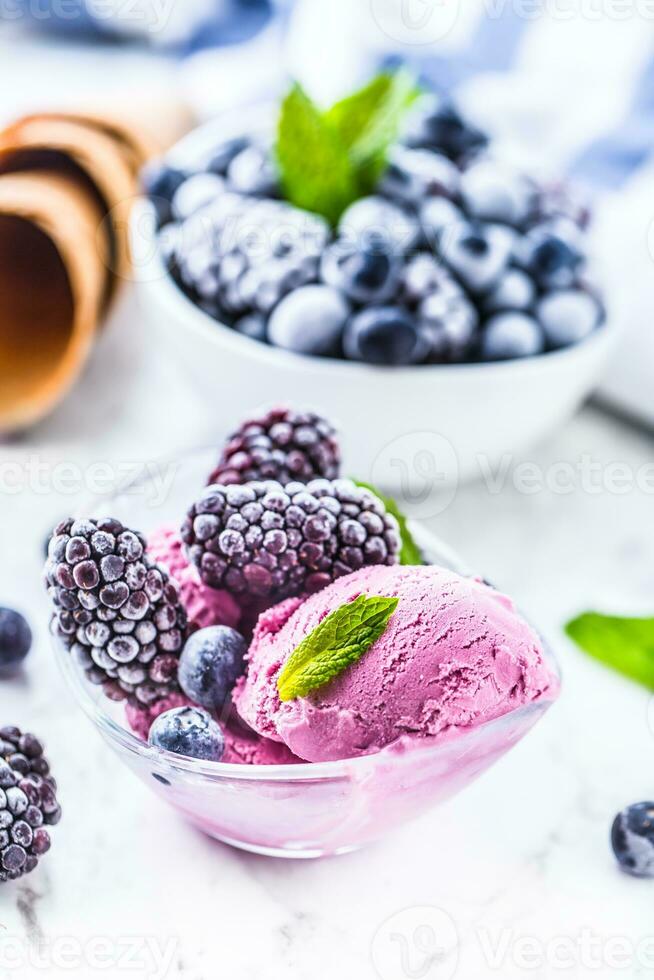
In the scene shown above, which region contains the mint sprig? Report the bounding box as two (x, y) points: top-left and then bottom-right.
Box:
(277, 594), (399, 702)
(275, 71), (418, 225)
(355, 480), (422, 566)
(565, 612), (654, 690)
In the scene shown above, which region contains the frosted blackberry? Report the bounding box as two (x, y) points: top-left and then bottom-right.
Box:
(44, 518), (188, 707)
(0, 728), (60, 883)
(171, 194), (327, 324)
(181, 479), (401, 602)
(208, 408), (340, 487)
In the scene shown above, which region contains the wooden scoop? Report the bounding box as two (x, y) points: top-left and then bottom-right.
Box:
(0, 172), (107, 433)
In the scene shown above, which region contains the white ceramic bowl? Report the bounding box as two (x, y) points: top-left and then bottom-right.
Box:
(130, 109), (617, 490)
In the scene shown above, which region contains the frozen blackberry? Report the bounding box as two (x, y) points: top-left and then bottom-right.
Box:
(0, 728), (60, 883)
(208, 408), (340, 487)
(181, 479), (401, 602)
(171, 195), (327, 324)
(44, 518), (188, 707)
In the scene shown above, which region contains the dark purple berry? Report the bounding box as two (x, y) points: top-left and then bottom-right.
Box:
(0, 730), (60, 882)
(44, 518), (187, 707)
(612, 802), (654, 878)
(208, 407), (340, 487)
(0, 608), (32, 674)
(182, 479), (401, 603)
(149, 707), (225, 762)
(178, 626), (247, 712)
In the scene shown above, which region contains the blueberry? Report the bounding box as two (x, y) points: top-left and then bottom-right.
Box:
(537, 289), (602, 348)
(518, 220), (583, 288)
(612, 802), (654, 878)
(178, 626), (247, 712)
(481, 313), (545, 361)
(460, 161), (536, 227)
(440, 221), (513, 294)
(483, 269), (536, 314)
(401, 253), (454, 306)
(406, 98), (488, 163)
(339, 196), (419, 255)
(148, 707), (225, 762)
(206, 136), (250, 176)
(419, 289), (478, 363)
(227, 144), (278, 197)
(172, 173), (226, 221)
(343, 307), (427, 365)
(268, 285), (349, 356)
(379, 147), (459, 205)
(321, 240), (399, 304)
(233, 313), (268, 343)
(141, 161), (187, 226)
(0, 609), (32, 675)
(419, 197), (462, 248)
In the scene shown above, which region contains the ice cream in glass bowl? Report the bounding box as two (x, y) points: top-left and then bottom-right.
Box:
(47, 415), (560, 858)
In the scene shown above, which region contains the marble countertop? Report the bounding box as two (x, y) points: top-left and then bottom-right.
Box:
(1, 287), (653, 980)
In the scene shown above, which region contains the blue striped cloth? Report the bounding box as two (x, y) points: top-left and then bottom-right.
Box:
(395, 12), (654, 193)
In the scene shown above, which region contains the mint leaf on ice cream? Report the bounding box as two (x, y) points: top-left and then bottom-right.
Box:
(277, 594), (399, 702)
(565, 612), (654, 690)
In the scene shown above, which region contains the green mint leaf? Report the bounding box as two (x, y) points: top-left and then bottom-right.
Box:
(565, 612), (654, 690)
(275, 82), (357, 225)
(347, 69), (420, 191)
(277, 594), (399, 702)
(355, 480), (423, 566)
(326, 73), (397, 152)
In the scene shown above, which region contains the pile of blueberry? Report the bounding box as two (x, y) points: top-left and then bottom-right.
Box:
(145, 95), (604, 366)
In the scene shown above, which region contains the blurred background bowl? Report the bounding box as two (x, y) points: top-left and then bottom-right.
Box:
(131, 109), (617, 490)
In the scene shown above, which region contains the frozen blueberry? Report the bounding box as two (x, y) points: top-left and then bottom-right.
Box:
(406, 99), (488, 163)
(379, 146), (459, 205)
(0, 609), (32, 675)
(233, 313), (268, 343)
(401, 253), (453, 306)
(612, 803), (654, 878)
(343, 307), (427, 365)
(483, 269), (536, 314)
(537, 289), (602, 348)
(321, 240), (399, 304)
(268, 285), (349, 355)
(172, 173), (226, 221)
(178, 626), (247, 712)
(481, 313), (545, 361)
(440, 221), (513, 294)
(518, 220), (583, 288)
(149, 707), (225, 762)
(460, 160), (536, 227)
(141, 161), (188, 226)
(339, 196), (419, 255)
(419, 196), (462, 248)
(227, 144), (278, 197)
(206, 136), (250, 175)
(418, 289), (478, 363)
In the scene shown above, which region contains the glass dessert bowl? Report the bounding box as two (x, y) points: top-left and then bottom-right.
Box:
(51, 447), (560, 859)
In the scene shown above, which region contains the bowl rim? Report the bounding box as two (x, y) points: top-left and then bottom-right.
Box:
(130, 104), (615, 380)
(54, 451), (560, 784)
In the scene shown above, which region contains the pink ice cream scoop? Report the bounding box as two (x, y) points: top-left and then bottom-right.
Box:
(148, 525), (241, 632)
(234, 564), (559, 763)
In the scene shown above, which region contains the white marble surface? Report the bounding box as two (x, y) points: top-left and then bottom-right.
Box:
(2, 22), (654, 980)
(0, 283), (653, 980)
